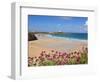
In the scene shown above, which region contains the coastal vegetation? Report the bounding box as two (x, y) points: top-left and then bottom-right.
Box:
(28, 47), (88, 66)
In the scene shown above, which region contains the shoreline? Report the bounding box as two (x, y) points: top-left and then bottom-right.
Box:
(35, 33), (87, 42)
(47, 34), (87, 43)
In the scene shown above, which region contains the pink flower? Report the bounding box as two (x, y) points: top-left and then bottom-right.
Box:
(74, 51), (77, 54)
(55, 51), (58, 54)
(48, 57), (52, 60)
(45, 54), (50, 58)
(77, 52), (79, 55)
(59, 52), (61, 55)
(76, 56), (80, 62)
(35, 59), (38, 62)
(38, 56), (41, 59)
(43, 51), (46, 53)
(40, 53), (44, 56)
(51, 50), (54, 52)
(42, 51), (46, 53)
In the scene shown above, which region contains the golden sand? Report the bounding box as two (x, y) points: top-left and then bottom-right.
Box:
(28, 36), (87, 57)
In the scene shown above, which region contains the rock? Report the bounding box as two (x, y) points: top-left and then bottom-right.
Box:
(28, 33), (38, 41)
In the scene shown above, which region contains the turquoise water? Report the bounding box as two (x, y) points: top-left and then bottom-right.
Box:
(48, 33), (88, 40)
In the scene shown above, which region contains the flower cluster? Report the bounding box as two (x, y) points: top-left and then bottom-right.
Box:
(28, 47), (88, 66)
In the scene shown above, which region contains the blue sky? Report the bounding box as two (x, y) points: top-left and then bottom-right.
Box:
(28, 15), (88, 33)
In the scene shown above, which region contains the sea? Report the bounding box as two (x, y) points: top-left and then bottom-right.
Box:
(47, 33), (88, 41)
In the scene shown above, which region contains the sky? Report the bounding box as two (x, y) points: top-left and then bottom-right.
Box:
(28, 15), (88, 33)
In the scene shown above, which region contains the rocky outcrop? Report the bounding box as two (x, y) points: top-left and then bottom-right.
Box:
(28, 33), (38, 41)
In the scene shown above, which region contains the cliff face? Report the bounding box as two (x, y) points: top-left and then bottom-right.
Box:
(28, 33), (38, 41)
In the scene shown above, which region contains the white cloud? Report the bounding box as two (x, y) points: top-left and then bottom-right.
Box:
(79, 20), (88, 32)
(85, 21), (88, 26)
(84, 21), (88, 30)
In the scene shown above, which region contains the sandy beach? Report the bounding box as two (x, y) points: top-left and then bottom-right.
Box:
(28, 34), (87, 57)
